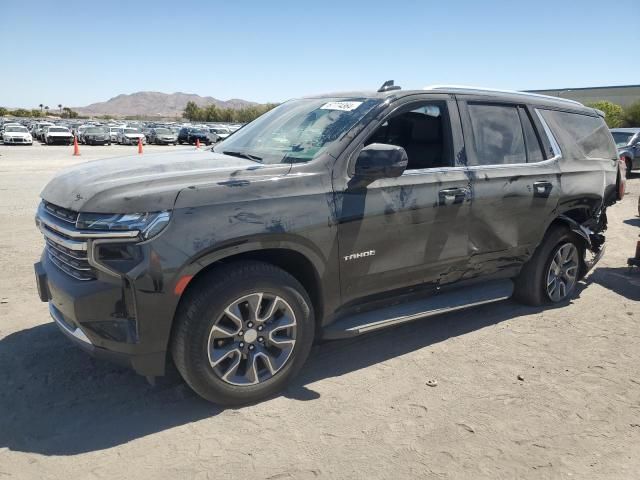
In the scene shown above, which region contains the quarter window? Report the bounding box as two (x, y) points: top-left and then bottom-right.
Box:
(538, 109), (617, 160)
(467, 104), (526, 165)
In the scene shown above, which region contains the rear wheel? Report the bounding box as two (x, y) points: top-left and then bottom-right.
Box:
(626, 158), (633, 177)
(514, 226), (583, 306)
(172, 261), (314, 405)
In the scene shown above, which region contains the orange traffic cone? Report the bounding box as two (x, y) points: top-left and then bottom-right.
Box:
(73, 136), (80, 156)
(195, 138), (200, 149)
(138, 137), (143, 154)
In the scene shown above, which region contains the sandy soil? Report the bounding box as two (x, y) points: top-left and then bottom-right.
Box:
(0, 143), (639, 479)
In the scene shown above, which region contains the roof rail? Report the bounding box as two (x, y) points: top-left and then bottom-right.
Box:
(423, 85), (584, 106)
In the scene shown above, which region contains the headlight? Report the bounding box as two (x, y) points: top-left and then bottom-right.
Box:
(77, 211), (171, 239)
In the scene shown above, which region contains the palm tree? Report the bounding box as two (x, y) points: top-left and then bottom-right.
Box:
(44, 106), (49, 116)
(39, 103), (43, 113)
(58, 104), (62, 114)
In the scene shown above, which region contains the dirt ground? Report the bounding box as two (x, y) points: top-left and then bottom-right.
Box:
(0, 142), (639, 479)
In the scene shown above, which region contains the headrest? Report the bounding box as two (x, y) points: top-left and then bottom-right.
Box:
(406, 112), (441, 143)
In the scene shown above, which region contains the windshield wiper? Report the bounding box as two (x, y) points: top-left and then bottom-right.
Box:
(222, 150), (263, 162)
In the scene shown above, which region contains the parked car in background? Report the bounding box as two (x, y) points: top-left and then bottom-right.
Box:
(108, 127), (122, 143)
(209, 126), (230, 141)
(35, 122), (54, 141)
(2, 125), (33, 145)
(82, 127), (111, 145)
(34, 85), (620, 405)
(117, 127), (146, 145)
(44, 126), (74, 145)
(147, 127), (178, 145)
(611, 128), (640, 176)
(177, 127), (213, 145)
(75, 124), (93, 143)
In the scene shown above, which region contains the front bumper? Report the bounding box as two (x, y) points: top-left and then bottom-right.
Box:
(34, 251), (172, 377)
(3, 137), (32, 144)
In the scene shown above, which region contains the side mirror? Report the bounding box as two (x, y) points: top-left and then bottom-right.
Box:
(354, 143), (408, 180)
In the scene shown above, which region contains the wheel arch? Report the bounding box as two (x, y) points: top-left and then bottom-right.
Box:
(172, 241), (327, 333)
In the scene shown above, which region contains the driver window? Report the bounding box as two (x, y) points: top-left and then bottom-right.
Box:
(365, 102), (453, 170)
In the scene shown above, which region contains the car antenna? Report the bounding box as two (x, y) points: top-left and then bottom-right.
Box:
(377, 80), (401, 93)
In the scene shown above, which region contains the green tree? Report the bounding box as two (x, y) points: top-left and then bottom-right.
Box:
(30, 109), (42, 118)
(0, 107), (8, 116)
(586, 101), (625, 128)
(183, 101), (201, 121)
(623, 101), (640, 128)
(61, 107), (79, 119)
(10, 108), (31, 117)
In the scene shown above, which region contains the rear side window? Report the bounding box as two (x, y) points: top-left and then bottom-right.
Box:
(519, 107), (545, 162)
(467, 104), (526, 165)
(538, 109), (617, 160)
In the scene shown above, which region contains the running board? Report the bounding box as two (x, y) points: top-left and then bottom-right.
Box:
(322, 279), (514, 340)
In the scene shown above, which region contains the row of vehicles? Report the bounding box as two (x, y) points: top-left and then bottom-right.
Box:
(0, 118), (241, 146)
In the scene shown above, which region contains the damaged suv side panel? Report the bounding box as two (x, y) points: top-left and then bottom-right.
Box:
(33, 86), (619, 405)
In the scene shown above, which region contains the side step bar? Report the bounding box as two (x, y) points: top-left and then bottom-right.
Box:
(322, 279), (514, 340)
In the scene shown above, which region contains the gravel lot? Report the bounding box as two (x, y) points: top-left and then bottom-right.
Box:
(1, 142), (639, 479)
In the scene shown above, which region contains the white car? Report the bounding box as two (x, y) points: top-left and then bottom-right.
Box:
(34, 122), (55, 141)
(117, 127), (146, 145)
(108, 127), (123, 143)
(209, 126), (231, 140)
(44, 126), (74, 145)
(2, 125), (33, 145)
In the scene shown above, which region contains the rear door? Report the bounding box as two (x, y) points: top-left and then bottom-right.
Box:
(457, 98), (561, 277)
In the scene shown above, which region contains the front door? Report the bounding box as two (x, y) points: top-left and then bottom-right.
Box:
(333, 96), (473, 307)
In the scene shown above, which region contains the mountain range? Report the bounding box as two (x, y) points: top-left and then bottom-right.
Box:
(74, 91), (257, 118)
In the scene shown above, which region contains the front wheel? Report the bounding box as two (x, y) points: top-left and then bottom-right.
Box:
(171, 261), (314, 405)
(514, 226), (583, 306)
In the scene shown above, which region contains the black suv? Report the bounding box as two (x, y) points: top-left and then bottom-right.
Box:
(34, 84), (620, 405)
(177, 127), (214, 145)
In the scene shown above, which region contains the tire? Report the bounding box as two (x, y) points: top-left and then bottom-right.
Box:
(513, 225), (583, 306)
(626, 158), (633, 178)
(171, 260), (314, 405)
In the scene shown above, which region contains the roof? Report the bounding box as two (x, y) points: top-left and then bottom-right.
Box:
(302, 85), (592, 112)
(610, 128), (640, 133)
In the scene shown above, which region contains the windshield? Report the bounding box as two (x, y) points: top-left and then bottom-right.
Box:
(612, 131), (635, 147)
(49, 127), (68, 133)
(155, 128), (171, 134)
(213, 97), (381, 164)
(86, 128), (103, 134)
(124, 128), (140, 134)
(5, 126), (28, 133)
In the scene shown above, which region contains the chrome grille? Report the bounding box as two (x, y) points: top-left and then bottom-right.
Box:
(45, 238), (95, 281)
(37, 201), (140, 281)
(43, 201), (78, 225)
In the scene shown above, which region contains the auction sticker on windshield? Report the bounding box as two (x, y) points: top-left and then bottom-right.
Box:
(319, 101), (363, 111)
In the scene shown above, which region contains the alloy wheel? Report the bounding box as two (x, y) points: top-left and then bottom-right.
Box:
(207, 292), (297, 386)
(546, 242), (579, 302)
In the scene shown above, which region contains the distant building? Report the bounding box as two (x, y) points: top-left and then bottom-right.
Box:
(527, 84), (640, 107)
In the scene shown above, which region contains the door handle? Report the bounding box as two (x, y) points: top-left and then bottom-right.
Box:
(533, 181), (553, 198)
(438, 187), (469, 205)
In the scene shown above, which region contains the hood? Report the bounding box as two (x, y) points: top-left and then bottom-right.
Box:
(4, 131), (30, 137)
(40, 149), (285, 213)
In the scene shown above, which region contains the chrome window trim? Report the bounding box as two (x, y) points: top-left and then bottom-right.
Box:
(534, 108), (563, 160)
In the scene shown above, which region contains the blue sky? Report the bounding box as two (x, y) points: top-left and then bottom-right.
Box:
(2, 0), (638, 108)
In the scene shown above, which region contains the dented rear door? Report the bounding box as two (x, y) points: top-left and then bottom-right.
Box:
(457, 98), (561, 278)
